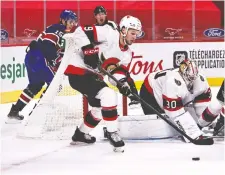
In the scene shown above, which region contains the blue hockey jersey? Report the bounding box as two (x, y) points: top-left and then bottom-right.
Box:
(36, 23), (66, 63)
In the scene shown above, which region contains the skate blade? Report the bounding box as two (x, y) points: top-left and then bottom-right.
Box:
(70, 141), (94, 146)
(5, 118), (22, 124)
(113, 146), (125, 153)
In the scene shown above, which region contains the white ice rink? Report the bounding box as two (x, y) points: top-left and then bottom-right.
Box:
(1, 87), (224, 175)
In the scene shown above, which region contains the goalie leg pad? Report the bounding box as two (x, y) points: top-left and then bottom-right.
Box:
(173, 111), (203, 142)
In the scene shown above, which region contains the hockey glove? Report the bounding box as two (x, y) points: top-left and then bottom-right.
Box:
(82, 44), (99, 69)
(47, 55), (62, 74)
(117, 78), (131, 96)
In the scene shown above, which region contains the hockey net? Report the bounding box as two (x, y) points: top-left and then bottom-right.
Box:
(17, 33), (127, 140)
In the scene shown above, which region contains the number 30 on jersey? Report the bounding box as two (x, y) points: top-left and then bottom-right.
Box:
(163, 95), (183, 111)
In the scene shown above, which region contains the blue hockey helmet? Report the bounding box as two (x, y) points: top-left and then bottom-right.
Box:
(60, 10), (78, 22)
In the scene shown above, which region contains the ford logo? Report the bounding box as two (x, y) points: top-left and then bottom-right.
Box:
(1, 29), (9, 41)
(203, 28), (224, 38)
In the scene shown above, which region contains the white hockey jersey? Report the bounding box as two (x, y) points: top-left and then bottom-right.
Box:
(143, 68), (211, 119)
(64, 24), (132, 75)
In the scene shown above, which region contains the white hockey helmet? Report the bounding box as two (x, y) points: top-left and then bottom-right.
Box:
(119, 15), (143, 37)
(179, 59), (199, 83)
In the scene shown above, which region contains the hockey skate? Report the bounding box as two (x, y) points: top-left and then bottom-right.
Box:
(103, 127), (125, 152)
(5, 104), (24, 124)
(70, 127), (96, 145)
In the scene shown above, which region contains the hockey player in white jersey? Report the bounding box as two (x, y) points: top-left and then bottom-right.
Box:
(64, 15), (143, 151)
(139, 59), (215, 143)
(93, 6), (140, 107)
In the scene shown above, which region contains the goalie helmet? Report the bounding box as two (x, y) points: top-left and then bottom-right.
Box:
(119, 15), (143, 37)
(179, 59), (199, 85)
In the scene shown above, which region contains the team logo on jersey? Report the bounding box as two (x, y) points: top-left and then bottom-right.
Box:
(174, 79), (181, 86)
(1, 29), (9, 41)
(173, 51), (188, 68)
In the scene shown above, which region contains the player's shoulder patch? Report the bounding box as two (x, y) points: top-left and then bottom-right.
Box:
(199, 75), (205, 82)
(174, 78), (181, 86)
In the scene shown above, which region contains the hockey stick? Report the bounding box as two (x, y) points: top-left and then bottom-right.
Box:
(98, 65), (213, 145)
(213, 125), (224, 137)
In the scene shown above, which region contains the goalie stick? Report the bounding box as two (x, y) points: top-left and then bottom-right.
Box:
(213, 125), (224, 137)
(96, 57), (213, 145)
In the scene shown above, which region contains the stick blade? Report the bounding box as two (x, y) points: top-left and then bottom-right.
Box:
(193, 138), (214, 145)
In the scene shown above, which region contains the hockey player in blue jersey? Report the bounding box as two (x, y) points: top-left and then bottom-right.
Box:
(6, 10), (78, 123)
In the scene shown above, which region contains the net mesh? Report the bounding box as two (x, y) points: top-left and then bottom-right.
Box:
(17, 33), (86, 140)
(17, 33), (128, 140)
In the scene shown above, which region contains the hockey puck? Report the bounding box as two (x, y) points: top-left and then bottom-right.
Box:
(192, 157), (200, 161)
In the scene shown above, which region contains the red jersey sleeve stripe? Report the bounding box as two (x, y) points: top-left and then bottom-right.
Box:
(163, 94), (183, 111)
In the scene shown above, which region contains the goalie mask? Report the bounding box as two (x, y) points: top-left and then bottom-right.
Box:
(179, 59), (199, 88)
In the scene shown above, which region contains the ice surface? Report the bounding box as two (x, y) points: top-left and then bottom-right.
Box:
(1, 87), (224, 175)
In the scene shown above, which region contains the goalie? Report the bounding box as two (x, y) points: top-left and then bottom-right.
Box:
(64, 15), (143, 152)
(139, 59), (218, 142)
